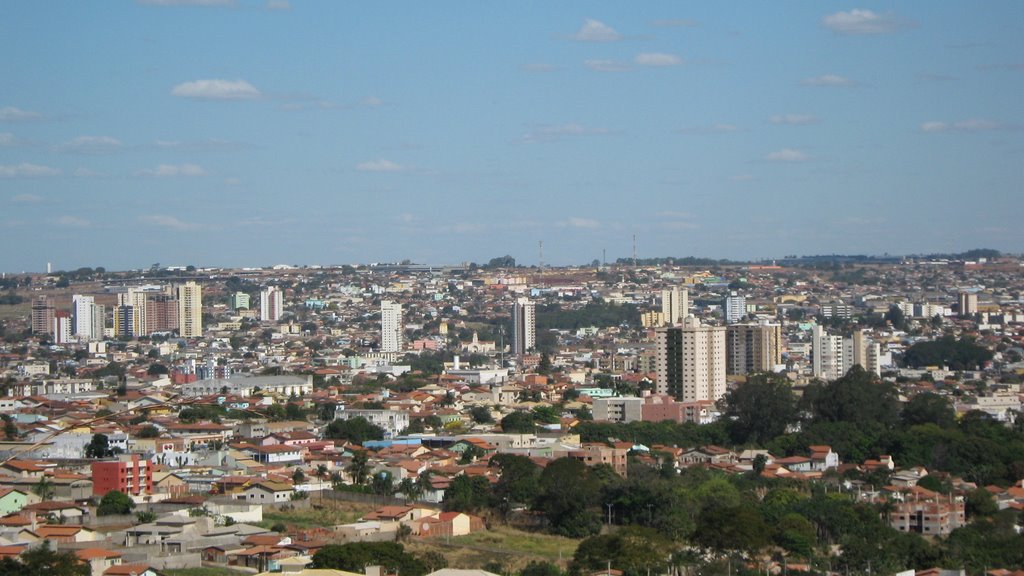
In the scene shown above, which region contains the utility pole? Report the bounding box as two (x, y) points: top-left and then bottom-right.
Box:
(538, 240), (544, 269)
(632, 234), (637, 269)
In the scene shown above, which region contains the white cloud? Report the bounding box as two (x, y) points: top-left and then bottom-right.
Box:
(266, 0), (290, 9)
(584, 59), (630, 72)
(770, 114), (819, 125)
(138, 0), (235, 5)
(765, 148), (808, 162)
(11, 193), (43, 203)
(0, 133), (16, 146)
(517, 123), (610, 144)
(363, 96), (384, 107)
(635, 53), (683, 67)
(921, 119), (1003, 132)
(171, 79), (261, 100)
(565, 217), (600, 229)
(0, 106), (42, 122)
(823, 9), (907, 35)
(139, 215), (197, 230)
(140, 163), (207, 177)
(56, 216), (90, 227)
(224, 177), (242, 185)
(802, 74), (855, 87)
(356, 159), (407, 172)
(56, 135), (124, 154)
(0, 163), (60, 177)
(570, 19), (622, 42)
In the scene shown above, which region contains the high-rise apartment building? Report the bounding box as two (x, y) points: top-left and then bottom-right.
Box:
(52, 311), (73, 344)
(117, 288), (148, 337)
(851, 329), (882, 377)
(661, 286), (689, 326)
(813, 326), (883, 380)
(811, 324), (847, 381)
(260, 287), (284, 322)
(31, 295), (55, 335)
(512, 297), (536, 356)
(724, 291), (747, 324)
(380, 300), (403, 352)
(113, 305), (136, 338)
(230, 292), (251, 311)
(146, 294), (179, 334)
(656, 316), (727, 403)
(958, 292), (978, 316)
(72, 295), (105, 341)
(177, 281), (203, 338)
(726, 320), (782, 375)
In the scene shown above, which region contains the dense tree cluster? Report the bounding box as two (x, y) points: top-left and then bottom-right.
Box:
(536, 301), (639, 330)
(311, 542), (446, 576)
(903, 336), (994, 370)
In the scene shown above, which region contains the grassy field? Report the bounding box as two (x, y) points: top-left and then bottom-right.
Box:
(164, 568), (250, 576)
(254, 500), (377, 530)
(406, 525), (580, 571)
(0, 302), (30, 321)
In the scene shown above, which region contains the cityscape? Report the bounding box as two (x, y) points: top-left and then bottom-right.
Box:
(2, 3), (1024, 576)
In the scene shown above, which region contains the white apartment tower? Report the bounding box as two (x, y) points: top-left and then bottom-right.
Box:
(656, 316), (727, 403)
(177, 281), (203, 338)
(380, 300), (403, 352)
(72, 295), (105, 341)
(724, 291), (747, 324)
(117, 288), (148, 337)
(512, 297), (536, 356)
(260, 286), (284, 322)
(661, 286), (689, 326)
(813, 325), (882, 380)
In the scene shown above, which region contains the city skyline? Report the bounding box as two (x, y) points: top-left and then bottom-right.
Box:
(2, 2), (1023, 272)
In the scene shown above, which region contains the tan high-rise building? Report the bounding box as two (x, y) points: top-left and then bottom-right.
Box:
(851, 329), (882, 377)
(958, 292), (978, 316)
(177, 281), (202, 338)
(117, 288), (148, 337)
(661, 286), (689, 326)
(31, 295), (55, 335)
(656, 316), (726, 403)
(146, 295), (179, 333)
(726, 320), (782, 375)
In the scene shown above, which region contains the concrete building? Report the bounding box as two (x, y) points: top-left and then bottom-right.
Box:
(181, 374), (313, 398)
(335, 408), (410, 438)
(661, 286), (689, 326)
(656, 316), (727, 403)
(53, 310), (73, 344)
(726, 320), (782, 375)
(724, 291), (746, 324)
(260, 287), (284, 322)
(145, 294), (179, 334)
(512, 297), (536, 357)
(592, 397), (643, 423)
(230, 291), (251, 311)
(92, 454), (153, 496)
(31, 295), (55, 335)
(118, 288), (148, 337)
(72, 295), (105, 341)
(177, 281), (203, 338)
(851, 329), (882, 377)
(381, 300), (403, 353)
(812, 324), (848, 380)
(958, 291), (978, 316)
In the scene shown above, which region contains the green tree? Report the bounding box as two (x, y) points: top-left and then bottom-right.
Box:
(311, 542), (430, 576)
(0, 540), (89, 576)
(571, 526), (676, 576)
(720, 371), (797, 445)
(347, 450), (371, 485)
(442, 474), (491, 513)
(97, 490), (135, 515)
(325, 417), (386, 444)
(470, 405), (494, 424)
(901, 392), (957, 428)
(84, 433), (116, 458)
(501, 411), (536, 433)
(535, 457), (602, 537)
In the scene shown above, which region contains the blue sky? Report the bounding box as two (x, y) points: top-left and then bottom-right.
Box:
(2, 1), (1022, 271)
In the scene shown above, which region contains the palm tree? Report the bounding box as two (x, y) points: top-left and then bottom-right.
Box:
(347, 450), (370, 486)
(33, 476), (55, 500)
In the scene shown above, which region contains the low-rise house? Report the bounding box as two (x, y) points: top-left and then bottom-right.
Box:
(0, 488), (30, 516)
(239, 481), (294, 503)
(75, 548), (123, 576)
